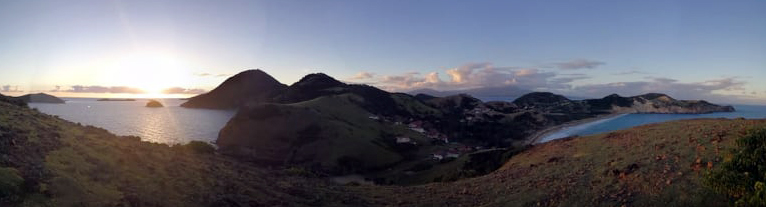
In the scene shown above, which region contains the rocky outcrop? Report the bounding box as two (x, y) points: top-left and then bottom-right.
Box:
(15, 93), (65, 104)
(181, 69), (287, 109)
(145, 100), (163, 107)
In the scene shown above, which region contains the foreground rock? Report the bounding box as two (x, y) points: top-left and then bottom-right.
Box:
(14, 93), (65, 103)
(145, 100), (163, 107)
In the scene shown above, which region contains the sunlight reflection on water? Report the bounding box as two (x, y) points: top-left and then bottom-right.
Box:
(30, 98), (236, 144)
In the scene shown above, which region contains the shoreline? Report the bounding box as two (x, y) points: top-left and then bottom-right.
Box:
(526, 113), (626, 145)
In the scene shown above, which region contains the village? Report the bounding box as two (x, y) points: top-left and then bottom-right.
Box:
(368, 114), (486, 162)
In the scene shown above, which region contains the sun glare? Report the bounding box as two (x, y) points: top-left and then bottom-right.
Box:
(103, 51), (192, 98)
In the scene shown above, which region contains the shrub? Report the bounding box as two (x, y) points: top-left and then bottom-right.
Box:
(183, 141), (216, 154)
(705, 128), (766, 206)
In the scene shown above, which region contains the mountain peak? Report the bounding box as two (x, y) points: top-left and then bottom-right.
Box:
(293, 73), (345, 89)
(634, 93), (675, 101)
(181, 69), (287, 109)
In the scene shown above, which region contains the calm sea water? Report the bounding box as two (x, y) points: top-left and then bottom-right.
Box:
(538, 104), (766, 143)
(29, 98), (236, 144)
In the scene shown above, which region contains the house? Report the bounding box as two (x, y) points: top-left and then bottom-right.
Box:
(396, 137), (412, 144)
(445, 149), (460, 158)
(408, 120), (423, 128)
(410, 127), (426, 134)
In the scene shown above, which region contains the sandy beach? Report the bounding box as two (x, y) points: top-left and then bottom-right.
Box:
(526, 113), (626, 145)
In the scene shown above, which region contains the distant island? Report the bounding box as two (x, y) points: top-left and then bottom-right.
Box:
(181, 69), (736, 185)
(97, 98), (136, 101)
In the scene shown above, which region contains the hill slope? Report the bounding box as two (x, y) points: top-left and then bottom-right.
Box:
(347, 118), (766, 206)
(1, 91), (762, 206)
(15, 93), (65, 104)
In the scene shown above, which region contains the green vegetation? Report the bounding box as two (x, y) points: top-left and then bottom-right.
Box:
(706, 128), (766, 206)
(0, 167), (24, 203)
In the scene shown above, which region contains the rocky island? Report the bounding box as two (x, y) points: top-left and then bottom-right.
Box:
(145, 100), (163, 107)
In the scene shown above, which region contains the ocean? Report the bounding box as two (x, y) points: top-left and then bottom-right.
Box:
(29, 98), (236, 144)
(538, 104), (766, 143)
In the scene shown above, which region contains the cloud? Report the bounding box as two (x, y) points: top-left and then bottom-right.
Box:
(65, 85), (146, 94)
(613, 70), (649, 75)
(60, 85), (207, 94)
(1, 85), (23, 92)
(568, 77), (749, 104)
(555, 59), (605, 70)
(374, 63), (563, 91)
(350, 72), (375, 80)
(196, 72), (231, 77)
(161, 87), (206, 94)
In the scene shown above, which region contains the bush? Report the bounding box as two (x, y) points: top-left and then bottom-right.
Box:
(705, 128), (766, 206)
(183, 141), (216, 154)
(0, 167), (24, 203)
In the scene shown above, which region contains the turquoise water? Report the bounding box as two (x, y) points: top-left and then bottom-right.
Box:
(539, 104), (766, 143)
(29, 98), (236, 144)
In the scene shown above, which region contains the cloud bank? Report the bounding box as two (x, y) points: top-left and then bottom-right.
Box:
(51, 86), (206, 94)
(348, 61), (759, 104)
(555, 59), (605, 70)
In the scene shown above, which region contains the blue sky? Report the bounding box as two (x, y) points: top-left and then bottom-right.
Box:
(0, 0), (764, 103)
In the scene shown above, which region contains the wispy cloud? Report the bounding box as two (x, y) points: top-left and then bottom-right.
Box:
(569, 77), (749, 104)
(350, 72), (375, 80)
(555, 59), (605, 70)
(63, 85), (146, 94)
(54, 85), (206, 94)
(612, 70), (650, 75)
(195, 72), (231, 77)
(161, 87), (206, 94)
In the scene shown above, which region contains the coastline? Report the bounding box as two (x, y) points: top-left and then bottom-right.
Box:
(526, 113), (626, 145)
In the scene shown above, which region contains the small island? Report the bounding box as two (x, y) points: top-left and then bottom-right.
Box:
(145, 100), (163, 107)
(97, 98), (136, 101)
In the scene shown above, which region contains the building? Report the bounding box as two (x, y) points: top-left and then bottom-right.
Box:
(396, 137), (412, 144)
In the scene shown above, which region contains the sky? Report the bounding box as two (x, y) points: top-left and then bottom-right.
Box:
(0, 0), (764, 104)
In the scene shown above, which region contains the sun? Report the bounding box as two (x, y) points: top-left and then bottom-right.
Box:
(103, 51), (192, 98)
